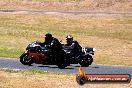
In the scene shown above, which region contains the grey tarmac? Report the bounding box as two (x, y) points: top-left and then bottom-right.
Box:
(0, 58), (132, 77)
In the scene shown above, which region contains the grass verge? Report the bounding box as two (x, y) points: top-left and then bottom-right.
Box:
(0, 12), (132, 66)
(0, 68), (132, 88)
(0, 0), (131, 11)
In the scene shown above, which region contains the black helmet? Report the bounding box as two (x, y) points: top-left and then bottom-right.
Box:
(45, 33), (52, 38)
(45, 33), (53, 42)
(66, 35), (73, 41)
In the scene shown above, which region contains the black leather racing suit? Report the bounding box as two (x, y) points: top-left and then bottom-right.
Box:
(43, 37), (64, 61)
(63, 40), (82, 57)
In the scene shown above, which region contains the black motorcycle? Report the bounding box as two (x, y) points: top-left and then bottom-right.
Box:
(20, 41), (68, 69)
(62, 44), (96, 67)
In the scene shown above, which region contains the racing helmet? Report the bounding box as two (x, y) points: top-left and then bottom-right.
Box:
(66, 35), (73, 44)
(45, 33), (53, 42)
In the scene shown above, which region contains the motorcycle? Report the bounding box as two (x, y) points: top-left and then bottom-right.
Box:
(20, 41), (96, 69)
(62, 44), (96, 67)
(20, 41), (68, 69)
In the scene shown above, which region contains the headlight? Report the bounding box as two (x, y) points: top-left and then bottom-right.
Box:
(93, 48), (96, 52)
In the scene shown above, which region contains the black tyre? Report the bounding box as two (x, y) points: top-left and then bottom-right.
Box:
(89, 56), (93, 65)
(79, 55), (93, 67)
(20, 52), (33, 65)
(57, 58), (68, 69)
(76, 76), (87, 85)
(57, 63), (67, 69)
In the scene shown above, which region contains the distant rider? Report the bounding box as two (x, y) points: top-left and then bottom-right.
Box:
(63, 35), (82, 57)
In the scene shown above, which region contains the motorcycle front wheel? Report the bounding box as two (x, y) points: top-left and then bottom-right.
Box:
(79, 55), (93, 67)
(20, 52), (34, 65)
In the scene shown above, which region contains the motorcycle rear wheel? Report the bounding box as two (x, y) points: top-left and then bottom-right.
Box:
(57, 58), (68, 69)
(57, 63), (67, 69)
(20, 52), (34, 65)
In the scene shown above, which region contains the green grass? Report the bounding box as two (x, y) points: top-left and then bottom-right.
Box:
(1, 68), (20, 73)
(0, 13), (132, 65)
(0, 68), (68, 75)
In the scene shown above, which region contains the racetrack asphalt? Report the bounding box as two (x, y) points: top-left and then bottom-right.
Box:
(0, 58), (132, 77)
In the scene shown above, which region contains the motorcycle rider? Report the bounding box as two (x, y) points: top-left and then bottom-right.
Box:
(43, 33), (64, 61)
(64, 35), (82, 57)
(44, 33), (61, 49)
